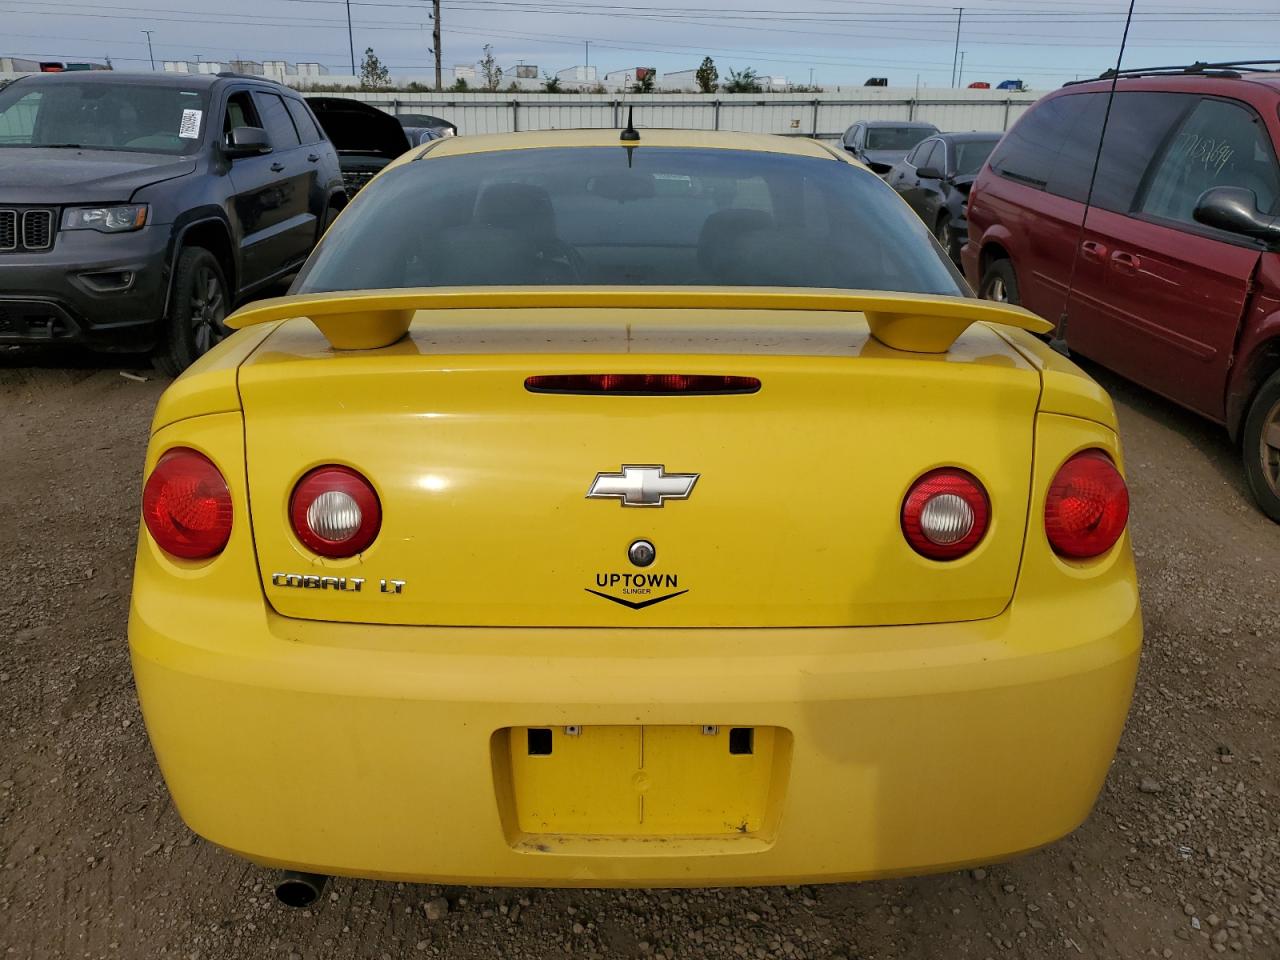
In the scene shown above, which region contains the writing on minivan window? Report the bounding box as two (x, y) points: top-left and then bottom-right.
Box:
(1173, 133), (1236, 177)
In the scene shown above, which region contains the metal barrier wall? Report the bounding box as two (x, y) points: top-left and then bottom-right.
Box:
(0, 76), (1040, 142)
(304, 89), (1041, 139)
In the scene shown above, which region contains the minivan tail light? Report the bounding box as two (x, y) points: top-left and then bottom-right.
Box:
(901, 468), (990, 560)
(290, 466), (381, 558)
(142, 448), (233, 560)
(1044, 450), (1128, 559)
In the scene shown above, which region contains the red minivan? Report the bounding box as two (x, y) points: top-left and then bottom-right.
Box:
(962, 66), (1280, 521)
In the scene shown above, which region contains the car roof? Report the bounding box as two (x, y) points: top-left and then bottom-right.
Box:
(935, 131), (1002, 143)
(861, 120), (938, 128)
(422, 128), (846, 162)
(6, 71), (282, 91)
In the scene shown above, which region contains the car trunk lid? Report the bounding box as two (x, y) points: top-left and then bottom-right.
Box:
(237, 303), (1043, 628)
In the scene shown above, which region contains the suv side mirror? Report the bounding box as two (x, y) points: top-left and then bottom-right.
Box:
(1193, 186), (1280, 245)
(915, 164), (945, 180)
(223, 126), (272, 158)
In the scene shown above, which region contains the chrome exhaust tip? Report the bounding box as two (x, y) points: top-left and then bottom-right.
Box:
(274, 870), (329, 908)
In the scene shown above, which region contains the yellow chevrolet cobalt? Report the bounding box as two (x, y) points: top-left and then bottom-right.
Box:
(128, 127), (1141, 903)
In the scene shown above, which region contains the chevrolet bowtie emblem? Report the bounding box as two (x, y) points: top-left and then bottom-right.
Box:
(586, 465), (699, 507)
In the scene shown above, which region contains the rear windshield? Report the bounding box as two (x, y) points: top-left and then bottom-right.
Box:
(0, 81), (209, 155)
(295, 146), (964, 295)
(866, 127), (936, 151)
(953, 138), (999, 176)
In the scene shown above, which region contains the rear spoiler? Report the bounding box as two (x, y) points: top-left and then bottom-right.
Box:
(225, 287), (1052, 353)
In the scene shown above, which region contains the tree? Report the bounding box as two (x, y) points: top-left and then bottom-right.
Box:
(479, 44), (503, 92)
(723, 66), (762, 93)
(449, 76), (470, 92)
(695, 56), (718, 93)
(542, 72), (562, 92)
(632, 68), (655, 93)
(359, 47), (390, 89)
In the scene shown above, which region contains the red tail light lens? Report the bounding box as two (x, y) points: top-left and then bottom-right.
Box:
(525, 374), (761, 395)
(901, 468), (991, 560)
(1044, 450), (1129, 559)
(289, 466), (381, 558)
(142, 448), (233, 560)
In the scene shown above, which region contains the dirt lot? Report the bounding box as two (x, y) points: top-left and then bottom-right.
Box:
(0, 346), (1277, 960)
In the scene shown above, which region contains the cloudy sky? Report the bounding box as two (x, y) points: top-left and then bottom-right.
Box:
(6, 0), (1280, 88)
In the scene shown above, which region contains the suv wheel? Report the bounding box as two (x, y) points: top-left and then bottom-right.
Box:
(979, 259), (1020, 305)
(154, 247), (230, 376)
(1242, 368), (1280, 523)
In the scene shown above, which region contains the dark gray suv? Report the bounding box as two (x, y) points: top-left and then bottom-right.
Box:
(0, 72), (345, 373)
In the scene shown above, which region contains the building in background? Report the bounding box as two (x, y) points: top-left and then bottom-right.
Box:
(556, 65), (598, 85)
(514, 64), (538, 79)
(296, 62), (330, 77)
(658, 68), (699, 90)
(263, 60), (297, 78)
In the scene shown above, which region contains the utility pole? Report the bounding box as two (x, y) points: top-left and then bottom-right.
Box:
(809, 67), (814, 86)
(585, 40), (590, 68)
(950, 7), (963, 88)
(432, 0), (441, 90)
(141, 29), (155, 70)
(958, 50), (965, 87)
(345, 0), (356, 76)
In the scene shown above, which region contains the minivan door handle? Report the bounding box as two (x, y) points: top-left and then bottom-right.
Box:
(1079, 240), (1108, 262)
(269, 161), (286, 173)
(307, 153), (320, 162)
(1110, 251), (1142, 274)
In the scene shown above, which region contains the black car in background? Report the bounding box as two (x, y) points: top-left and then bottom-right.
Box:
(840, 120), (939, 175)
(0, 71), (345, 372)
(307, 97), (417, 196)
(396, 112), (457, 146)
(885, 131), (1002, 262)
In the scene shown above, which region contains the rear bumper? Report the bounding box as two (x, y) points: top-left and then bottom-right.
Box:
(130, 592), (1141, 887)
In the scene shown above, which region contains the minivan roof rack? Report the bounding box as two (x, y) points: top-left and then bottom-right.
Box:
(1065, 60), (1280, 85)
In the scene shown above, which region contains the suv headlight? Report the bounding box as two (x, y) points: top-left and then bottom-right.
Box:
(61, 205), (149, 233)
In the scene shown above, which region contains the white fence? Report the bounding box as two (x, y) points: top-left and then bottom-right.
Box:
(0, 75), (1041, 141)
(307, 88), (1042, 139)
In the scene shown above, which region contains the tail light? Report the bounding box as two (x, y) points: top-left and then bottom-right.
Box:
(901, 468), (990, 560)
(1044, 450), (1128, 559)
(289, 465), (381, 558)
(142, 448), (233, 560)
(525, 374), (760, 395)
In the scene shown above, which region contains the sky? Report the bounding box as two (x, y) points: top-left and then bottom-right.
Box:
(6, 0), (1280, 89)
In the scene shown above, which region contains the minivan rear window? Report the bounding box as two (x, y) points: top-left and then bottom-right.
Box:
(990, 90), (1197, 213)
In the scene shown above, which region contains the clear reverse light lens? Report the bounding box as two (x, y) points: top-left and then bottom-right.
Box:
(305, 490), (362, 542)
(919, 492), (974, 545)
(61, 204), (149, 233)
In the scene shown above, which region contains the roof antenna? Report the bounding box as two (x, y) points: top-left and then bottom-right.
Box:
(1052, 0), (1135, 357)
(620, 105), (640, 142)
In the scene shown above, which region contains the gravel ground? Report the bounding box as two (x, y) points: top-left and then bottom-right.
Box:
(0, 345), (1276, 960)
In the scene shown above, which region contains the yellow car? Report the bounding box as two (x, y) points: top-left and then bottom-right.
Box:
(129, 127), (1141, 903)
